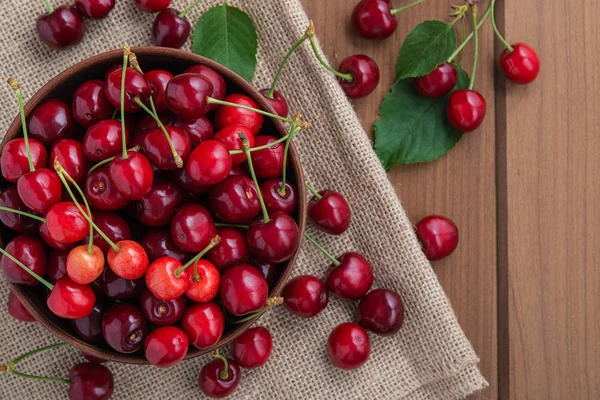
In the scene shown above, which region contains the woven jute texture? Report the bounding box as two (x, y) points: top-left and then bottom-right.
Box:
(0, 0), (487, 399)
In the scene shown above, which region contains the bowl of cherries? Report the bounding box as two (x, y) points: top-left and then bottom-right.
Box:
(0, 46), (306, 366)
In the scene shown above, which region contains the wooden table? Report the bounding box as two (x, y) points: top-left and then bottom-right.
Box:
(302, 1), (600, 398)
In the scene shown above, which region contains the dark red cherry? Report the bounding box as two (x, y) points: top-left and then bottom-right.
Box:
(231, 326), (272, 368)
(260, 179), (297, 215)
(71, 299), (108, 343)
(352, 0), (398, 39)
(170, 203), (216, 252)
(82, 211), (131, 253)
(1, 138), (47, 183)
(50, 139), (89, 184)
(74, 0), (115, 18)
(39, 222), (77, 251)
(141, 228), (190, 263)
(131, 113), (171, 147)
(199, 358), (241, 398)
(184, 65), (226, 112)
(152, 8), (191, 49)
(102, 302), (148, 353)
(250, 259), (280, 288)
(220, 264), (268, 316)
(250, 136), (286, 180)
(0, 186), (39, 233)
(172, 168), (212, 194)
(228, 165), (249, 178)
(27, 99), (75, 146)
(214, 125), (255, 166)
(68, 362), (114, 400)
(414, 62), (458, 98)
(259, 89), (289, 118)
(104, 67), (151, 113)
(98, 267), (145, 301)
(72, 80), (114, 128)
(140, 289), (185, 325)
(208, 175), (260, 223)
(282, 275), (328, 317)
(82, 353), (107, 364)
(499, 43), (540, 84)
(207, 227), (250, 270)
(447, 89), (487, 133)
(45, 201), (90, 244)
(136, 180), (184, 227)
(47, 250), (68, 282)
(327, 322), (370, 370)
(307, 189), (351, 235)
(145, 69), (173, 111)
(36, 6), (85, 50)
(326, 252), (373, 301)
(142, 126), (191, 170)
(83, 119), (128, 162)
(415, 215), (459, 261)
(109, 151), (154, 200)
(172, 115), (214, 146)
(8, 290), (36, 322)
(47, 277), (96, 319)
(133, 0), (171, 13)
(144, 325), (189, 368)
(165, 73), (212, 118)
(247, 213), (300, 263)
(357, 289), (404, 336)
(84, 167), (130, 211)
(182, 302), (225, 349)
(186, 140), (232, 185)
(338, 54), (380, 98)
(214, 94), (264, 135)
(1, 235), (47, 286)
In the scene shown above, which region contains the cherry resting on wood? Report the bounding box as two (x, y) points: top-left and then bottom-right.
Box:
(352, 0), (398, 39)
(499, 43), (540, 84)
(415, 215), (459, 261)
(338, 55), (380, 98)
(447, 89), (487, 133)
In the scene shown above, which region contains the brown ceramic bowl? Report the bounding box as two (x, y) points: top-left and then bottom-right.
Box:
(1, 47), (306, 364)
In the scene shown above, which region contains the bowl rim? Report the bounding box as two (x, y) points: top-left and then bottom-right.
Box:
(2, 46), (306, 365)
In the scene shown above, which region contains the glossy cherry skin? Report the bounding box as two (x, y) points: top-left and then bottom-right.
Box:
(47, 250), (68, 282)
(170, 203), (216, 252)
(142, 126), (191, 170)
(166, 73), (212, 118)
(231, 326), (272, 368)
(75, 0), (115, 18)
(172, 168), (212, 194)
(47, 277), (96, 319)
(184, 65), (226, 112)
(0, 186), (39, 233)
(357, 289), (404, 335)
(39, 222), (77, 251)
(27, 99), (75, 146)
(327, 322), (371, 370)
(182, 302), (225, 349)
(326, 252), (373, 301)
(208, 175), (260, 223)
(145, 69), (173, 111)
(352, 0), (398, 39)
(186, 140), (232, 185)
(1, 235), (47, 286)
(214, 125), (255, 166)
(338, 55), (380, 98)
(145, 256), (189, 300)
(71, 299), (108, 343)
(260, 179), (297, 215)
(68, 362), (114, 400)
(144, 326), (189, 368)
(98, 267), (145, 300)
(220, 264), (268, 316)
(102, 303), (148, 353)
(259, 89), (289, 117)
(83, 119), (128, 162)
(45, 201), (90, 244)
(247, 212), (300, 263)
(66, 245), (105, 284)
(104, 68), (151, 113)
(250, 136), (287, 180)
(36, 6), (85, 50)
(251, 259), (280, 288)
(215, 94), (264, 135)
(50, 138), (89, 184)
(72, 80), (114, 128)
(282, 275), (328, 317)
(136, 180), (184, 227)
(107, 239), (149, 279)
(140, 289), (185, 325)
(1, 138), (47, 183)
(131, 113), (169, 146)
(8, 290), (36, 322)
(82, 211), (131, 253)
(447, 89), (487, 133)
(134, 0), (171, 12)
(414, 62), (458, 98)
(172, 115), (214, 146)
(84, 167), (130, 211)
(415, 215), (459, 261)
(199, 358), (241, 398)
(152, 8), (191, 48)
(307, 189), (351, 235)
(141, 228), (190, 263)
(500, 43), (540, 84)
(109, 151), (154, 200)
(207, 227), (250, 270)
(186, 259), (220, 302)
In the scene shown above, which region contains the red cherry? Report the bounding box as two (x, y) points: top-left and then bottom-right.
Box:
(142, 126), (191, 170)
(104, 68), (151, 113)
(326, 252), (373, 301)
(1, 138), (47, 183)
(186, 140), (232, 185)
(109, 151), (154, 200)
(259, 89), (289, 118)
(172, 115), (214, 147)
(36, 6), (85, 50)
(136, 180), (184, 227)
(447, 89), (487, 132)
(47, 277), (96, 319)
(152, 8), (191, 48)
(8, 290), (36, 322)
(207, 227), (250, 270)
(68, 363), (114, 400)
(84, 167), (130, 211)
(247, 212), (300, 263)
(133, 0), (171, 13)
(27, 99), (75, 146)
(107, 239), (149, 279)
(1, 235), (47, 286)
(165, 73), (212, 118)
(414, 62), (459, 98)
(50, 139), (89, 184)
(71, 299), (108, 343)
(215, 94), (264, 135)
(172, 168), (213, 194)
(72, 80), (114, 128)
(74, 0), (115, 18)
(145, 256), (189, 300)
(83, 119), (128, 162)
(140, 289), (185, 325)
(282, 275), (328, 317)
(352, 0), (398, 39)
(198, 358), (240, 398)
(184, 65), (226, 112)
(170, 203), (216, 252)
(415, 215), (459, 261)
(208, 175), (260, 223)
(0, 186), (39, 233)
(357, 289), (404, 335)
(499, 43), (540, 84)
(66, 245), (105, 284)
(231, 326), (272, 368)
(327, 322), (370, 370)
(220, 264), (268, 316)
(308, 189), (351, 235)
(250, 136), (287, 180)
(182, 302), (225, 349)
(186, 259), (220, 302)
(82, 211), (131, 253)
(39, 221), (77, 251)
(144, 326), (189, 368)
(45, 201), (90, 244)
(98, 267), (145, 300)
(102, 302), (148, 353)
(260, 179), (297, 215)
(251, 259), (280, 288)
(131, 113), (170, 146)
(141, 228), (190, 263)
(214, 125), (255, 166)
(338, 55), (380, 98)
(47, 250), (68, 282)
(145, 69), (173, 111)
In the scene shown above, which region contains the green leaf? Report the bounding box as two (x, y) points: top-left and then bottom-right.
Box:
(374, 67), (469, 169)
(395, 20), (457, 80)
(192, 4), (258, 81)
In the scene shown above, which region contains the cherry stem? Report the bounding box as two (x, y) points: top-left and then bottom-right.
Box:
(215, 223), (248, 229)
(42, 0), (53, 13)
(390, 0), (425, 15)
(87, 145), (141, 175)
(231, 296), (284, 324)
(241, 134), (270, 223)
(8, 78), (35, 173)
(120, 51), (129, 160)
(0, 206), (46, 222)
(468, 5), (479, 90)
(278, 120), (301, 196)
(173, 235), (221, 278)
(0, 247), (53, 290)
(490, 0), (513, 52)
(266, 35), (308, 98)
(308, 37), (353, 82)
(305, 183), (322, 200)
(210, 351), (230, 381)
(207, 98), (297, 125)
(192, 259), (200, 282)
(303, 233), (341, 266)
(229, 133), (290, 155)
(447, 2), (492, 63)
(179, 0), (202, 18)
(2, 342), (70, 385)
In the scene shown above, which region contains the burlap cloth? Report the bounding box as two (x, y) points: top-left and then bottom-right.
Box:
(0, 0), (487, 398)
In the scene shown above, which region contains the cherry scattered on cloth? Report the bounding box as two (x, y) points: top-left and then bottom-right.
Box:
(282, 275), (328, 318)
(36, 5), (85, 50)
(415, 215), (459, 261)
(231, 326), (273, 368)
(352, 0), (398, 39)
(307, 189), (351, 235)
(152, 8), (191, 49)
(68, 362), (114, 400)
(357, 289), (405, 336)
(134, 0), (172, 13)
(326, 252), (373, 301)
(198, 356), (241, 399)
(74, 0), (115, 19)
(327, 322), (371, 370)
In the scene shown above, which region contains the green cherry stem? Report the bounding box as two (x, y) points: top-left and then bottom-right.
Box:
(87, 145), (141, 175)
(120, 50), (129, 160)
(0, 206), (46, 222)
(207, 98), (299, 125)
(0, 247), (53, 290)
(230, 296), (284, 324)
(210, 351), (231, 380)
(173, 235), (221, 278)
(229, 133), (291, 156)
(278, 121), (301, 196)
(304, 233), (341, 266)
(305, 183), (322, 200)
(468, 5), (479, 90)
(41, 0), (54, 13)
(266, 35), (308, 98)
(390, 0), (425, 15)
(241, 134), (270, 223)
(8, 78), (35, 173)
(490, 0), (513, 52)
(179, 0), (202, 18)
(2, 342), (70, 385)
(447, 2), (492, 63)
(215, 223), (249, 229)
(308, 37), (352, 82)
